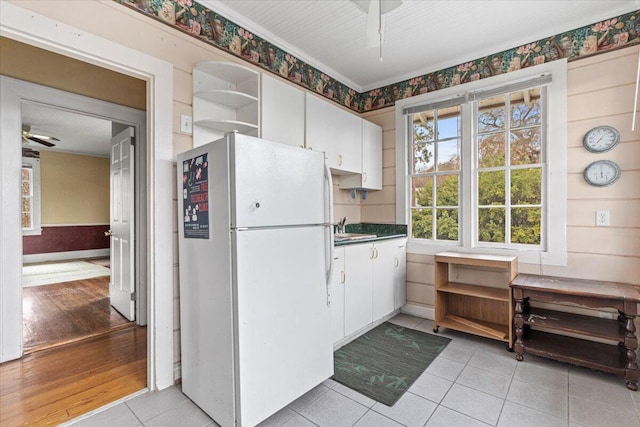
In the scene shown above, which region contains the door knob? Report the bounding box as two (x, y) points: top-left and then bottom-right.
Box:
(104, 230), (113, 237)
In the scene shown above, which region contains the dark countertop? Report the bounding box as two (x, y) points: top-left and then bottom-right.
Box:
(334, 223), (407, 246)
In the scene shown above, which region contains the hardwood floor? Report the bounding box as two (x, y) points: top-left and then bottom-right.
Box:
(23, 276), (133, 353)
(0, 326), (147, 426)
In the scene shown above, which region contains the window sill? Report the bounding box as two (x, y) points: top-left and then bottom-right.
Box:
(22, 228), (42, 237)
(407, 240), (567, 267)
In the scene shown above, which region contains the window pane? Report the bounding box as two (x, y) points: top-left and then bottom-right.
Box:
(412, 176), (433, 207)
(478, 95), (505, 133)
(21, 180), (31, 195)
(413, 112), (434, 143)
(511, 168), (542, 205)
(436, 106), (461, 140)
(411, 209), (432, 239)
(510, 88), (541, 128)
(478, 133), (505, 168)
(436, 175), (458, 207)
(413, 142), (434, 173)
(436, 208), (458, 241)
(437, 139), (460, 171)
(510, 128), (541, 165)
(22, 197), (31, 213)
(511, 207), (541, 245)
(478, 170), (505, 205)
(478, 207), (505, 243)
(22, 212), (31, 229)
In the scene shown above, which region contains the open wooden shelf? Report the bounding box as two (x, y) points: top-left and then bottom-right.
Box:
(439, 282), (510, 302)
(439, 314), (509, 341)
(522, 330), (626, 375)
(433, 252), (517, 348)
(523, 308), (625, 342)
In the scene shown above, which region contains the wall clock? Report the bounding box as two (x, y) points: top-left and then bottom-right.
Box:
(583, 160), (621, 187)
(582, 125), (620, 153)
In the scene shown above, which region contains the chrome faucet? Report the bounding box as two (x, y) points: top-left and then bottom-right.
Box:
(336, 216), (347, 234)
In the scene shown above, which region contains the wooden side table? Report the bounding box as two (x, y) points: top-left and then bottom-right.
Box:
(511, 274), (640, 390)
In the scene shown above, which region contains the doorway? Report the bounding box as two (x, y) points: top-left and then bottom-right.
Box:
(20, 102), (140, 353)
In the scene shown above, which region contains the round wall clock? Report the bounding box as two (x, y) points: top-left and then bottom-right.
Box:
(583, 125), (620, 153)
(583, 160), (621, 187)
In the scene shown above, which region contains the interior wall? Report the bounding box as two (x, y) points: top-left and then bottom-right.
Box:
(22, 151), (110, 256)
(40, 151), (110, 225)
(0, 37), (145, 110)
(367, 46), (640, 314)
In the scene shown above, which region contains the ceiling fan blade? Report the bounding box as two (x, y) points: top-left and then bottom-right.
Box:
(29, 133), (60, 142)
(28, 136), (56, 147)
(365, 0), (382, 48)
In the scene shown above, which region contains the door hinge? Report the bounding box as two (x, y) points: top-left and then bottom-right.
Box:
(130, 136), (135, 146)
(130, 292), (136, 301)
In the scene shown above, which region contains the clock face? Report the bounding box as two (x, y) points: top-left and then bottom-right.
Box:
(583, 126), (620, 153)
(583, 160), (621, 187)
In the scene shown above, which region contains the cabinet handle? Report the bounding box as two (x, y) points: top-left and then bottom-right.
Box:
(341, 270), (345, 284)
(308, 146), (313, 150)
(374, 248), (379, 259)
(338, 154), (343, 166)
(363, 172), (367, 182)
(299, 145), (304, 148)
(370, 247), (374, 259)
(394, 257), (399, 267)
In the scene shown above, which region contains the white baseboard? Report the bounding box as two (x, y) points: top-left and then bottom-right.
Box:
(401, 303), (434, 320)
(23, 249), (109, 264)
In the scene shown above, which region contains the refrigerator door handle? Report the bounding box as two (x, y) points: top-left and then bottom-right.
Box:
(324, 163), (334, 306)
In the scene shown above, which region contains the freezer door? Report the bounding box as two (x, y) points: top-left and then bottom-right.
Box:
(233, 226), (333, 426)
(230, 134), (327, 227)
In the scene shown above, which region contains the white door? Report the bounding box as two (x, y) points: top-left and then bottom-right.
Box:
(110, 127), (135, 321)
(261, 74), (305, 147)
(372, 240), (396, 320)
(330, 247), (346, 344)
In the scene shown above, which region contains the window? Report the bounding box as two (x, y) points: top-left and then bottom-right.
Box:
(21, 157), (41, 236)
(397, 61), (567, 265)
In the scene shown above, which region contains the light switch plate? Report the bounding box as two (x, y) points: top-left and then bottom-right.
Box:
(180, 114), (193, 134)
(596, 210), (610, 226)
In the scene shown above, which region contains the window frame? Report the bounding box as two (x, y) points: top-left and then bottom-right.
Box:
(21, 156), (42, 236)
(395, 60), (567, 266)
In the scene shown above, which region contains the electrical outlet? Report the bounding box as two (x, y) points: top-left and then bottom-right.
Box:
(180, 114), (193, 134)
(595, 210), (610, 226)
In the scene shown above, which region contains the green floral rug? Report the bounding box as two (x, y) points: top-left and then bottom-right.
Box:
(333, 322), (451, 406)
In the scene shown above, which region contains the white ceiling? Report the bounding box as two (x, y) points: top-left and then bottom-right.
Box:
(206, 0), (639, 91)
(21, 102), (113, 157)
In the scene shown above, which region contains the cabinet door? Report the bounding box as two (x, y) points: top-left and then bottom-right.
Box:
(334, 107), (362, 174)
(393, 240), (407, 310)
(362, 120), (382, 190)
(305, 93), (337, 157)
(344, 244), (373, 336)
(340, 119), (382, 189)
(261, 74), (305, 147)
(372, 240), (396, 321)
(330, 247), (345, 344)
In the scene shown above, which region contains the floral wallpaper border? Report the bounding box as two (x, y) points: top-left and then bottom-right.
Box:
(117, 1), (639, 113)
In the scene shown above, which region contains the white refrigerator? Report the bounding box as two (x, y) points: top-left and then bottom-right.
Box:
(177, 132), (334, 427)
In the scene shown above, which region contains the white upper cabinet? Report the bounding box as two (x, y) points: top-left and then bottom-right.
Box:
(340, 120), (382, 190)
(305, 93), (361, 174)
(260, 74), (305, 147)
(193, 61), (260, 147)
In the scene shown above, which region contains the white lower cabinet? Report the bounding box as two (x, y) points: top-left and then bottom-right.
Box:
(343, 244), (373, 337)
(336, 238), (407, 344)
(393, 240), (407, 310)
(329, 247), (345, 343)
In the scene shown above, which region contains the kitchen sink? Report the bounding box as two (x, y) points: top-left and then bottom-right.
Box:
(334, 233), (377, 241)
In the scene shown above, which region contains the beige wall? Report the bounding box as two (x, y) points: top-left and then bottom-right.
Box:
(0, 37), (146, 110)
(39, 151), (110, 225)
(7, 1), (638, 378)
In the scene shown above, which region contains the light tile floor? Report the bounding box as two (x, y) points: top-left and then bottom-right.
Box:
(68, 314), (640, 427)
